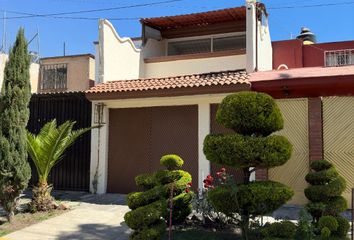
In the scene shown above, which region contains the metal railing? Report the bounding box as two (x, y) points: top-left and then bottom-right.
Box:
(325, 49), (354, 67)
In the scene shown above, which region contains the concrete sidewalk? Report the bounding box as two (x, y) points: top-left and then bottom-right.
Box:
(5, 194), (131, 240)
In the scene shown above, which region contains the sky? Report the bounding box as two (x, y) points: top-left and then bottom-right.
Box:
(1, 0), (354, 57)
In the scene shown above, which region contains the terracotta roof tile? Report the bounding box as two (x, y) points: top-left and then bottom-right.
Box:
(87, 70), (249, 94)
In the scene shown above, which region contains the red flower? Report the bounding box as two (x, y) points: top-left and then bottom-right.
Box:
(220, 167), (226, 172)
(185, 188), (190, 193)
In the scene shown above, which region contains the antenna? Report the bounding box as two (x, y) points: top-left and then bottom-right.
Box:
(63, 42), (66, 56)
(37, 26), (40, 59)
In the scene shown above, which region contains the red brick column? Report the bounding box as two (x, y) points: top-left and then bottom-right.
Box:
(255, 168), (268, 181)
(308, 97), (324, 163)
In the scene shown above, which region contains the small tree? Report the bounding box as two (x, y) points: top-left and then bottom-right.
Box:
(0, 28), (32, 222)
(305, 160), (349, 238)
(124, 154), (193, 240)
(203, 91), (294, 239)
(26, 119), (93, 211)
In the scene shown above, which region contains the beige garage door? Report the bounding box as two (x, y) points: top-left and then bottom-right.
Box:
(269, 99), (309, 205)
(323, 97), (354, 207)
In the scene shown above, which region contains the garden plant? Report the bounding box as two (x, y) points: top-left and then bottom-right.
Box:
(0, 28), (32, 222)
(124, 154), (193, 240)
(26, 119), (93, 211)
(305, 160), (349, 239)
(203, 91), (294, 240)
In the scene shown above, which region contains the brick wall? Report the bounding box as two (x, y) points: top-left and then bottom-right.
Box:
(308, 97), (324, 162)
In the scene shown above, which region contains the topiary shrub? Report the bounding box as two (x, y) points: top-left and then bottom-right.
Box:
(305, 159), (349, 239)
(124, 154), (193, 240)
(260, 221), (297, 239)
(160, 154), (184, 170)
(203, 91), (294, 239)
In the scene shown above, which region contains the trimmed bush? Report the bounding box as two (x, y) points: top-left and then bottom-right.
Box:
(160, 154), (184, 170)
(260, 221), (296, 239)
(333, 216), (350, 238)
(305, 159), (349, 234)
(320, 227), (331, 239)
(215, 91), (284, 136)
(208, 181), (293, 216)
(124, 154), (193, 240)
(310, 160), (333, 172)
(135, 173), (156, 190)
(305, 177), (346, 202)
(318, 216), (338, 232)
(203, 134), (292, 168)
(203, 92), (293, 239)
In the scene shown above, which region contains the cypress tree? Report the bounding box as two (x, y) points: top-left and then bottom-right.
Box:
(0, 28), (31, 222)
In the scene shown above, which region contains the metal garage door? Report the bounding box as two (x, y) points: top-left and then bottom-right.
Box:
(323, 97), (354, 207)
(107, 105), (198, 193)
(269, 99), (309, 205)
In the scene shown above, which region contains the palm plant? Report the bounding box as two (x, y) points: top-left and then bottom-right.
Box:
(26, 119), (94, 211)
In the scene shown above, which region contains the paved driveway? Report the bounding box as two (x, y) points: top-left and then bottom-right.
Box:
(5, 193), (131, 240)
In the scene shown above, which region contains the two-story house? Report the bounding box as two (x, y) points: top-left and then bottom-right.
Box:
(86, 1), (272, 194)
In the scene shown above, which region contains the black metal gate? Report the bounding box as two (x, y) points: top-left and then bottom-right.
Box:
(27, 92), (92, 191)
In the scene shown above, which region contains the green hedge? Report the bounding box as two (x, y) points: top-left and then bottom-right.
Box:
(203, 134), (292, 168)
(261, 221), (296, 239)
(208, 181), (294, 216)
(215, 91), (284, 136)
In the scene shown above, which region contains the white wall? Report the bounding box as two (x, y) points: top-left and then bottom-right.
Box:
(0, 53), (39, 93)
(144, 54), (246, 78)
(100, 20), (141, 82)
(246, 0), (272, 73)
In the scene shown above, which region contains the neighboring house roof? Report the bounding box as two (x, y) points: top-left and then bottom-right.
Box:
(86, 70), (250, 100)
(250, 65), (354, 82)
(140, 7), (246, 30)
(250, 65), (354, 98)
(41, 54), (95, 61)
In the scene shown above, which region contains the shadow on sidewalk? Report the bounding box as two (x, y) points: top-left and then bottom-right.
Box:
(57, 222), (131, 240)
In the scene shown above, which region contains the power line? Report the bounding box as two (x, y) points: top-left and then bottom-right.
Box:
(2, 0), (182, 20)
(269, 1), (354, 10)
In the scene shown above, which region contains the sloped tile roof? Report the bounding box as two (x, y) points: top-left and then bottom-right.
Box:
(87, 70), (249, 94)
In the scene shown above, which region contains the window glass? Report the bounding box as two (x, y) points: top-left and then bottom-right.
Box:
(168, 38), (211, 56)
(213, 35), (246, 52)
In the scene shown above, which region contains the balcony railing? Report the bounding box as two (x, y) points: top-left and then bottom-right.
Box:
(325, 49), (354, 67)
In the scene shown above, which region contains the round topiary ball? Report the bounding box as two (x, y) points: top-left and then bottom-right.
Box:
(334, 215), (350, 238)
(216, 91), (284, 136)
(160, 154), (184, 170)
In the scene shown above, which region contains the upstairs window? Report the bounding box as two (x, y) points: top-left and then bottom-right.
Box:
(40, 64), (68, 91)
(168, 38), (211, 56)
(167, 34), (246, 56)
(213, 35), (246, 52)
(325, 49), (354, 67)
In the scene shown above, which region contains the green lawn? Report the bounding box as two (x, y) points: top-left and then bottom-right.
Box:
(164, 229), (242, 240)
